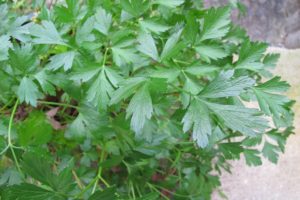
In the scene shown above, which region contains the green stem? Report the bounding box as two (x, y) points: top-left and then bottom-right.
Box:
(130, 181), (136, 200)
(147, 183), (170, 200)
(7, 99), (22, 175)
(75, 176), (100, 198)
(0, 98), (14, 113)
(102, 48), (109, 67)
(92, 150), (110, 193)
(169, 83), (193, 96)
(37, 101), (79, 109)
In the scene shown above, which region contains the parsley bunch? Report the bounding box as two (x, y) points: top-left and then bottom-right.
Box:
(0, 0), (294, 199)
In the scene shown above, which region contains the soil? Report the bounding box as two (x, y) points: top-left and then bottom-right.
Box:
(204, 0), (300, 49)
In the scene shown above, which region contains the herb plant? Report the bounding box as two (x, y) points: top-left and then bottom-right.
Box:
(0, 0), (294, 199)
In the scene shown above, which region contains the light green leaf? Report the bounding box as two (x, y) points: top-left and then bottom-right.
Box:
(126, 85), (153, 133)
(195, 44), (228, 62)
(253, 77), (292, 127)
(29, 21), (66, 45)
(244, 149), (262, 166)
(110, 77), (146, 105)
(206, 102), (269, 137)
(17, 77), (41, 106)
(120, 0), (151, 17)
(86, 68), (115, 110)
(236, 40), (268, 71)
(47, 51), (76, 71)
(139, 20), (170, 34)
(185, 64), (219, 75)
(0, 35), (12, 61)
(199, 70), (255, 98)
(70, 67), (101, 82)
(94, 7), (112, 35)
(154, 0), (184, 8)
(137, 32), (159, 61)
(182, 99), (211, 148)
(199, 7), (231, 41)
(181, 76), (202, 108)
(76, 16), (96, 45)
(161, 29), (183, 60)
(34, 70), (56, 95)
(262, 142), (280, 163)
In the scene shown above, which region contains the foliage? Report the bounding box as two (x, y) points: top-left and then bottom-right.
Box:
(0, 0), (294, 199)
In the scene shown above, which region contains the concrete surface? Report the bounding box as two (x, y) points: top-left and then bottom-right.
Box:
(213, 48), (300, 200)
(204, 0), (300, 48)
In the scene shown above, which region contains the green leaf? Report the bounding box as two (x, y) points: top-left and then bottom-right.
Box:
(9, 44), (37, 73)
(199, 70), (254, 98)
(110, 77), (146, 105)
(88, 187), (117, 200)
(219, 142), (243, 160)
(195, 44), (228, 62)
(120, 0), (151, 17)
(34, 70), (56, 96)
(199, 7), (231, 41)
(236, 40), (268, 71)
(76, 16), (96, 46)
(263, 53), (280, 68)
(206, 102), (268, 137)
(7, 16), (31, 42)
(149, 67), (181, 82)
(17, 111), (52, 146)
(181, 76), (201, 108)
(29, 21), (66, 45)
(70, 67), (101, 82)
(161, 29), (183, 60)
(262, 142), (280, 163)
(244, 149), (262, 166)
(185, 64), (219, 76)
(86, 68), (117, 110)
(2, 183), (65, 200)
(182, 99), (211, 148)
(253, 77), (292, 127)
(154, 0), (184, 8)
(126, 85), (153, 133)
(139, 20), (170, 34)
(0, 35), (12, 61)
(183, 12), (198, 44)
(137, 32), (159, 61)
(47, 51), (76, 71)
(54, 0), (78, 23)
(111, 46), (139, 67)
(94, 7), (112, 35)
(22, 152), (74, 193)
(66, 104), (107, 140)
(17, 77), (42, 106)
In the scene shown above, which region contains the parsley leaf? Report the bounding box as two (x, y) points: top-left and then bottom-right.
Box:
(29, 21), (66, 45)
(17, 77), (41, 106)
(137, 32), (159, 61)
(182, 99), (211, 148)
(47, 51), (76, 71)
(199, 7), (231, 41)
(199, 70), (255, 98)
(253, 77), (292, 127)
(126, 85), (153, 133)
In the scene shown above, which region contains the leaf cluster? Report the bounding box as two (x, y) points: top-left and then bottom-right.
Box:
(0, 1), (294, 199)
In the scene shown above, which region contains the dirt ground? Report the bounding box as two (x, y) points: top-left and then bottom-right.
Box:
(213, 48), (300, 200)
